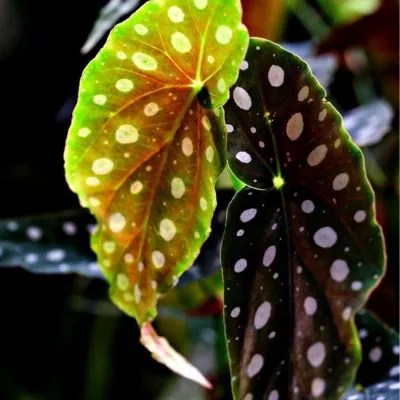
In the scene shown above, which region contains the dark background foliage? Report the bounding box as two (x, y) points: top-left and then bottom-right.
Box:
(0, 0), (398, 399)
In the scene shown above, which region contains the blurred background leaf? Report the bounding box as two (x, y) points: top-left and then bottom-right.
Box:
(0, 0), (398, 398)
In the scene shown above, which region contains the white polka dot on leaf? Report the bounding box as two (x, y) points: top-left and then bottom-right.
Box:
(286, 113), (304, 141)
(78, 128), (91, 137)
(46, 249), (66, 262)
(330, 259), (349, 282)
(333, 173), (349, 191)
(319, 109), (327, 121)
(236, 151), (252, 163)
(298, 86), (309, 101)
(307, 342), (326, 367)
(171, 178), (185, 199)
(92, 158), (113, 175)
(263, 245), (276, 267)
(182, 137), (193, 156)
(254, 301), (271, 330)
(233, 87), (252, 110)
(194, 0), (207, 9)
(307, 145), (328, 166)
(116, 79), (133, 92)
(152, 250), (165, 268)
(171, 32), (192, 53)
(117, 273), (129, 291)
(354, 210), (366, 223)
(268, 390), (279, 400)
(134, 24), (148, 35)
(247, 354), (264, 378)
(215, 26), (233, 45)
(311, 378), (326, 397)
(115, 125), (138, 144)
(240, 60), (249, 70)
(109, 213), (126, 233)
(206, 146), (214, 162)
(304, 297), (318, 315)
(268, 65), (285, 87)
(234, 258), (247, 273)
(342, 307), (352, 321)
(93, 94), (107, 105)
(130, 181), (143, 194)
(168, 6), (184, 23)
(240, 208), (257, 223)
(144, 103), (159, 116)
(301, 200), (315, 214)
(230, 307), (240, 318)
(160, 219), (176, 241)
(369, 346), (383, 363)
(313, 226), (337, 248)
(132, 52), (157, 71)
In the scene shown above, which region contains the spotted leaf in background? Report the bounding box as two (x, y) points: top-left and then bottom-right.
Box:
(355, 310), (399, 386)
(0, 190), (232, 286)
(65, 0), (248, 323)
(222, 39), (385, 399)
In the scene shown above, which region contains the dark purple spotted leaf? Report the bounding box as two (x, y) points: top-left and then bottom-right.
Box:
(222, 38), (385, 399)
(355, 310), (399, 386)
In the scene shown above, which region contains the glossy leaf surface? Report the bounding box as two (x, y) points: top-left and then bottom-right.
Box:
(65, 0), (248, 324)
(222, 39), (385, 399)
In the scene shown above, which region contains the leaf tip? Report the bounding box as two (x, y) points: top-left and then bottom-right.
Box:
(140, 323), (213, 389)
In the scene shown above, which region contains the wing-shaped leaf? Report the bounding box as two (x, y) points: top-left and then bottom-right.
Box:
(222, 39), (385, 399)
(65, 0), (248, 325)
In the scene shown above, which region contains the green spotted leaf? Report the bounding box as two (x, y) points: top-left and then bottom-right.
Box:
(222, 39), (385, 399)
(64, 0), (248, 326)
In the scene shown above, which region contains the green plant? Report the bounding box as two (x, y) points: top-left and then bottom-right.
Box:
(64, 0), (386, 398)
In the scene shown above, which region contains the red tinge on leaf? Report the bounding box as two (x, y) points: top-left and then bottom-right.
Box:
(140, 323), (212, 389)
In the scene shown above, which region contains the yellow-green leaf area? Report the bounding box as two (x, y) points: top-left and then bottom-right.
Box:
(64, 0), (248, 324)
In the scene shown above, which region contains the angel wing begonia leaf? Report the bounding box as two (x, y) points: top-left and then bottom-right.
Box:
(222, 39), (385, 399)
(65, 0), (248, 325)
